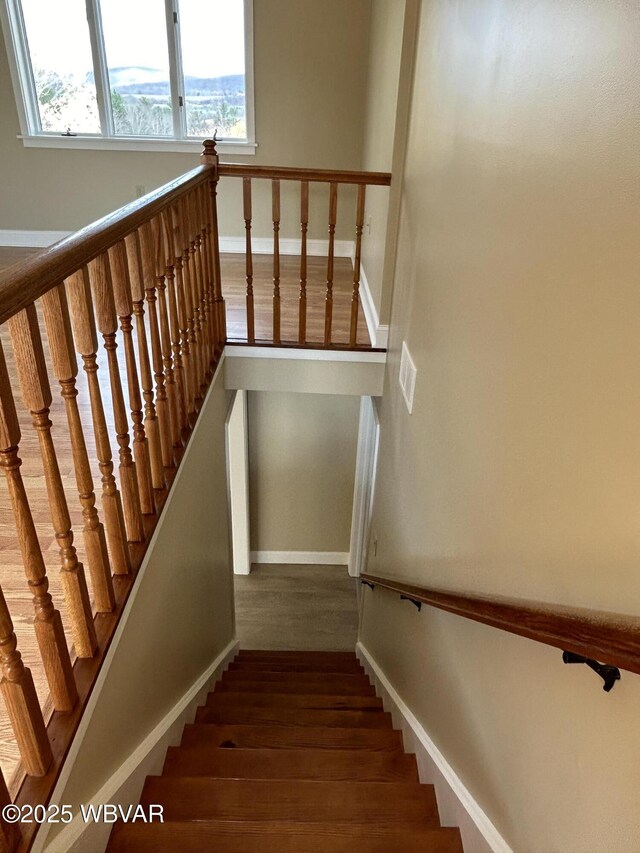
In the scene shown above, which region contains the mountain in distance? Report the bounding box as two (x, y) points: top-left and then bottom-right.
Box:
(88, 66), (244, 96)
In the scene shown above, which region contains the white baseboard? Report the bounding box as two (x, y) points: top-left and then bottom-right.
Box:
(250, 550), (349, 565)
(359, 264), (389, 349)
(39, 639), (239, 853)
(219, 236), (354, 258)
(0, 229), (70, 247)
(357, 642), (513, 853)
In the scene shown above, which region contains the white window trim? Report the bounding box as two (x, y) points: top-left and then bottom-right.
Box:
(0, 0), (256, 155)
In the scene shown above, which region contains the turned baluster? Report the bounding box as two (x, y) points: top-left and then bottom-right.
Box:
(138, 222), (173, 468)
(66, 268), (131, 575)
(0, 585), (52, 776)
(161, 209), (188, 435)
(299, 181), (309, 345)
(87, 254), (144, 543)
(0, 340), (77, 711)
(324, 182), (338, 346)
(202, 138), (225, 356)
(182, 194), (203, 403)
(41, 285), (115, 612)
(169, 204), (195, 418)
(124, 232), (165, 490)
(107, 240), (155, 515)
(192, 190), (211, 367)
(198, 183), (217, 363)
(272, 179), (281, 345)
(8, 305), (97, 656)
(243, 178), (255, 343)
(151, 216), (180, 447)
(0, 765), (21, 850)
(350, 184), (367, 347)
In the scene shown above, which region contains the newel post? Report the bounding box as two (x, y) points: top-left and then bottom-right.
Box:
(201, 138), (226, 356)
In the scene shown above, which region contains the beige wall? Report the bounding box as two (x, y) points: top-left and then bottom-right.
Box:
(359, 0), (405, 316)
(0, 0), (370, 239)
(248, 391), (360, 553)
(49, 375), (235, 829)
(360, 0), (640, 850)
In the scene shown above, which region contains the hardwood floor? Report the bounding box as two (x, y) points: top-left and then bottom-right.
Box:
(234, 565), (359, 652)
(0, 246), (365, 789)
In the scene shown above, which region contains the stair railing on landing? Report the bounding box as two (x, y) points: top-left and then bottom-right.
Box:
(360, 573), (640, 691)
(0, 140), (392, 851)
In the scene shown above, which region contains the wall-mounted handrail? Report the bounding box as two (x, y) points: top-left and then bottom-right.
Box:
(360, 573), (640, 677)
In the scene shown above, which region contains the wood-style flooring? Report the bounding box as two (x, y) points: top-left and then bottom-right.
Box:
(0, 246), (365, 789)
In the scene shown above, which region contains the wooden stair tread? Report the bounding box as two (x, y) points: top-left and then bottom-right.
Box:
(162, 746), (418, 781)
(181, 723), (404, 751)
(228, 661), (365, 673)
(140, 777), (439, 824)
(207, 691), (383, 710)
(195, 706), (393, 728)
(108, 821), (463, 853)
(222, 670), (372, 686)
(216, 678), (376, 696)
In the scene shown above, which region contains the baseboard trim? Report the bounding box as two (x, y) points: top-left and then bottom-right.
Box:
(220, 236), (354, 258)
(0, 229), (71, 247)
(39, 639), (239, 853)
(359, 264), (389, 349)
(356, 642), (513, 853)
(250, 550), (349, 566)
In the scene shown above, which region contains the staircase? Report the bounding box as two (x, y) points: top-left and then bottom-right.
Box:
(107, 650), (463, 852)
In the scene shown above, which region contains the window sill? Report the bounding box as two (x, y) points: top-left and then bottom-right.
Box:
(17, 135), (257, 156)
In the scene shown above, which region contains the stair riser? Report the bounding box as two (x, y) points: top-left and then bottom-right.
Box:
(217, 680), (376, 696)
(195, 707), (393, 728)
(207, 693), (383, 710)
(162, 747), (418, 782)
(228, 662), (365, 673)
(181, 724), (404, 751)
(140, 779), (439, 824)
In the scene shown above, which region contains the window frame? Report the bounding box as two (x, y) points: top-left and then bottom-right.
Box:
(0, 0), (256, 154)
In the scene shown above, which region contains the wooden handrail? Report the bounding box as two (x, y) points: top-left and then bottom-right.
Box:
(361, 573), (640, 676)
(218, 163), (392, 186)
(0, 166), (212, 326)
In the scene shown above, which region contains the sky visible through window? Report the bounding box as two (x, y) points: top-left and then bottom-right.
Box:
(20, 0), (246, 139)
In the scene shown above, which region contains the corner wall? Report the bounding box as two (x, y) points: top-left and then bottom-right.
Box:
(359, 0), (640, 850)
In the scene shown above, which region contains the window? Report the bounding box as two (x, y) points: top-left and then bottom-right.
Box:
(0, 0), (255, 153)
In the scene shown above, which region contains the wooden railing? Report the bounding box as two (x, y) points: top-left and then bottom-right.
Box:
(361, 574), (640, 678)
(0, 143), (224, 852)
(217, 162), (391, 349)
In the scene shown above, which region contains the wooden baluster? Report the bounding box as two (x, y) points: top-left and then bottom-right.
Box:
(124, 232), (165, 490)
(272, 179), (281, 345)
(169, 204), (195, 419)
(138, 222), (173, 468)
(350, 184), (367, 347)
(0, 340), (77, 712)
(161, 209), (187, 435)
(8, 305), (97, 656)
(324, 182), (338, 346)
(198, 183), (217, 364)
(108, 241), (155, 515)
(88, 254), (144, 543)
(181, 195), (202, 406)
(243, 178), (255, 343)
(202, 138), (225, 357)
(299, 181), (309, 345)
(193, 189), (211, 368)
(0, 585), (52, 776)
(66, 268), (131, 575)
(151, 217), (180, 447)
(0, 765), (21, 850)
(41, 285), (115, 612)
